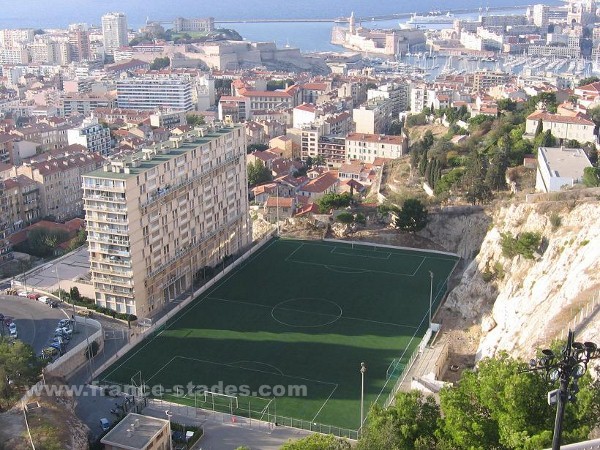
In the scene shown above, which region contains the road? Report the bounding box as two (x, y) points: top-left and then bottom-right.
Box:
(0, 295), (96, 354)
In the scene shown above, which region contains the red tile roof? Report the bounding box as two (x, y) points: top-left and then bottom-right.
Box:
(527, 111), (594, 126)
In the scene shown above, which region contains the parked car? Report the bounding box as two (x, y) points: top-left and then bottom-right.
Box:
(58, 319), (73, 328)
(48, 300), (59, 308)
(17, 291), (28, 297)
(9, 323), (17, 338)
(37, 296), (49, 304)
(100, 418), (111, 431)
(27, 293), (40, 300)
(41, 347), (59, 357)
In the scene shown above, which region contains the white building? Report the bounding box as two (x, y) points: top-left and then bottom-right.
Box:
(526, 111), (596, 144)
(536, 146), (592, 192)
(345, 132), (408, 163)
(116, 76), (194, 111)
(101, 12), (128, 56)
(67, 117), (112, 156)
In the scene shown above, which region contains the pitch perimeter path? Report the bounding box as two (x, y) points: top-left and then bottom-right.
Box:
(99, 239), (458, 431)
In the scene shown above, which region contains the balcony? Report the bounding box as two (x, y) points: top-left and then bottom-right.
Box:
(86, 224), (129, 235)
(147, 212), (244, 278)
(88, 216), (129, 225)
(95, 247), (130, 257)
(93, 275), (133, 287)
(82, 183), (126, 193)
(84, 203), (127, 213)
(91, 265), (133, 277)
(93, 258), (132, 268)
(94, 284), (134, 296)
(84, 194), (126, 203)
(141, 153), (241, 208)
(88, 235), (130, 246)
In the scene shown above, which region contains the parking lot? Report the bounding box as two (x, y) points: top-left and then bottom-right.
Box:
(0, 294), (97, 355)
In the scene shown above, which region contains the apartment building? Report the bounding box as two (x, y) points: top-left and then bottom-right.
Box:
(0, 180), (13, 267)
(11, 123), (71, 152)
(526, 111), (596, 143)
(0, 29), (35, 49)
(67, 117), (112, 156)
(473, 71), (510, 93)
(353, 98), (394, 134)
(82, 124), (250, 317)
(15, 147), (105, 221)
(61, 93), (117, 116)
(345, 132), (408, 163)
(68, 24), (91, 62)
(116, 76), (194, 111)
(2, 175), (40, 232)
(102, 12), (128, 56)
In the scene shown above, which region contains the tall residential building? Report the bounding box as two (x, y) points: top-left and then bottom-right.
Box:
(0, 181), (13, 267)
(101, 12), (128, 56)
(67, 117), (112, 156)
(533, 4), (550, 29)
(82, 124), (251, 318)
(68, 24), (91, 62)
(117, 76), (194, 111)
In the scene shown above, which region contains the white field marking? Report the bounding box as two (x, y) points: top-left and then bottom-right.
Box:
(207, 296), (420, 330)
(283, 242), (304, 263)
(311, 383), (339, 423)
(228, 360), (285, 376)
(410, 256), (426, 277)
(145, 356), (178, 383)
(287, 258), (416, 276)
(331, 247), (392, 260)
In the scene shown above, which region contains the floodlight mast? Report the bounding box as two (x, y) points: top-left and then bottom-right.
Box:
(523, 329), (599, 450)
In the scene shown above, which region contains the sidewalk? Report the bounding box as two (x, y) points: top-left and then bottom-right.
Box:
(143, 399), (313, 450)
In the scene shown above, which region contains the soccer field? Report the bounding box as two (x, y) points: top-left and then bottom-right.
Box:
(99, 238), (459, 432)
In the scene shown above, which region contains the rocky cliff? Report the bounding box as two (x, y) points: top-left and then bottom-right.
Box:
(424, 194), (600, 362)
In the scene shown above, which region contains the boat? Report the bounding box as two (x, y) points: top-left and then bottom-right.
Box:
(408, 11), (455, 25)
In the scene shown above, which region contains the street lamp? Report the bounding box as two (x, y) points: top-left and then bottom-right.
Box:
(428, 271), (434, 328)
(360, 362), (367, 435)
(525, 329), (599, 450)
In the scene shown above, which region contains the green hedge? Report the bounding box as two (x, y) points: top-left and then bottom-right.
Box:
(54, 289), (137, 322)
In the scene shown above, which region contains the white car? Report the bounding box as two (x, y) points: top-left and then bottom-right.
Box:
(38, 296), (49, 304)
(9, 323), (17, 338)
(17, 291), (28, 297)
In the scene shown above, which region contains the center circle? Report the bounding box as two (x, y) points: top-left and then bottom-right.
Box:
(271, 298), (343, 328)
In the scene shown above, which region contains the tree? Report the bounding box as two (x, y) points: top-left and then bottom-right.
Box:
(317, 192), (352, 213)
(535, 118), (543, 137)
(439, 353), (600, 449)
(358, 391), (441, 450)
(388, 120), (403, 135)
(395, 198), (428, 233)
(150, 56), (170, 70)
(70, 286), (81, 303)
(577, 76), (600, 87)
(280, 434), (351, 449)
(246, 160), (272, 186)
(582, 166), (600, 187)
(0, 338), (41, 405)
(247, 143), (269, 153)
(422, 130), (435, 150)
(186, 114), (205, 127)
